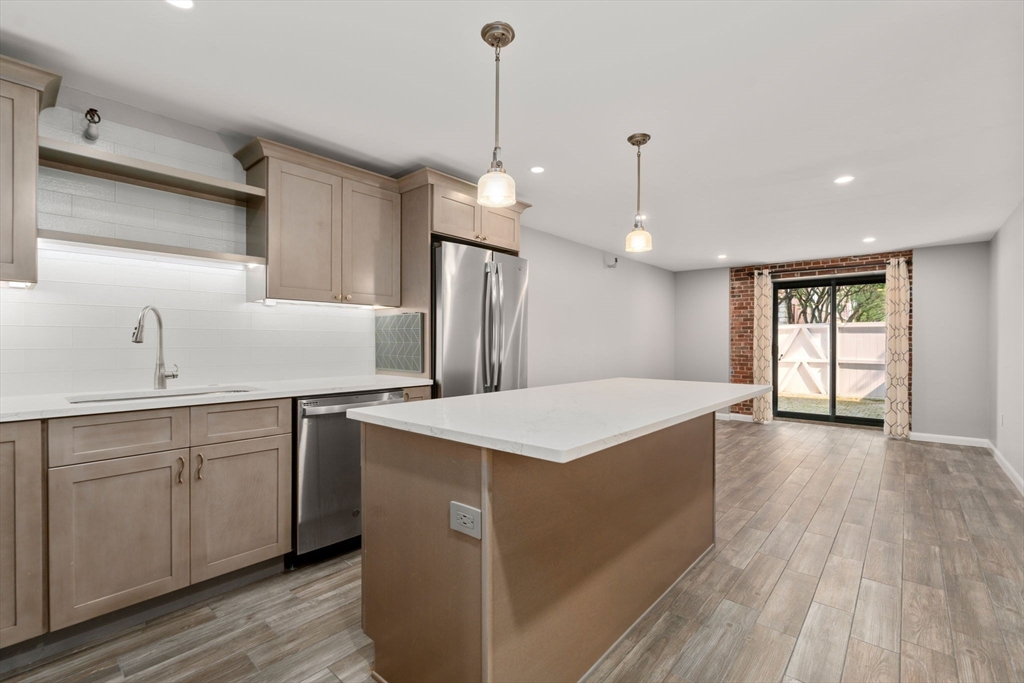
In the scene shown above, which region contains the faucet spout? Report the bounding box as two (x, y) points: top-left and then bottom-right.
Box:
(132, 306), (178, 390)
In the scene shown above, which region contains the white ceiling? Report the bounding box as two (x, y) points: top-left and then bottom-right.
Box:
(2, 1), (1021, 271)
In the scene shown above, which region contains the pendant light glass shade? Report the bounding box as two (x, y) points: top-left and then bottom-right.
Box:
(626, 226), (653, 252)
(478, 168), (516, 208)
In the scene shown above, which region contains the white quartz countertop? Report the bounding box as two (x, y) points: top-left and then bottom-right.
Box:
(348, 378), (770, 463)
(0, 375), (432, 422)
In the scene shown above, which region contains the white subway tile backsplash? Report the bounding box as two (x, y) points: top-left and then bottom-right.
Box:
(39, 168), (116, 200)
(73, 195), (155, 229)
(115, 182), (191, 214)
(38, 190), (73, 216)
(38, 213), (117, 238)
(39, 124), (115, 152)
(1, 250), (375, 396)
(105, 121), (157, 152)
(38, 106), (73, 131)
(0, 372), (73, 398)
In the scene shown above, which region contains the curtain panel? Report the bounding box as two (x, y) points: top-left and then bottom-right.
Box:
(752, 269), (773, 424)
(884, 257), (911, 437)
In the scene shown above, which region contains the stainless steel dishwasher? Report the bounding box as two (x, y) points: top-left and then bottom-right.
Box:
(294, 390), (405, 555)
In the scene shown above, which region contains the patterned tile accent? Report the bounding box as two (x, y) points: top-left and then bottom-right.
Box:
(375, 313), (423, 373)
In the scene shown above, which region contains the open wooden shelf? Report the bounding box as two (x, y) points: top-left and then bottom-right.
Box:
(37, 230), (266, 267)
(38, 137), (266, 204)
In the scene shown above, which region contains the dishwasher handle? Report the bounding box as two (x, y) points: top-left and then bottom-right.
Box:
(301, 397), (404, 417)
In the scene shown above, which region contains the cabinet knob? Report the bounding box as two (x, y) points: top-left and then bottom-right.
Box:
(345, 295), (353, 301)
(481, 236), (488, 242)
(335, 294), (344, 301)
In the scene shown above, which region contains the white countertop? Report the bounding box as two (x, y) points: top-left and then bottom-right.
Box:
(0, 375), (432, 422)
(349, 378), (770, 463)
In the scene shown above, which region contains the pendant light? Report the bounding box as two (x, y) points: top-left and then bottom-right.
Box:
(625, 133), (653, 252)
(478, 22), (516, 208)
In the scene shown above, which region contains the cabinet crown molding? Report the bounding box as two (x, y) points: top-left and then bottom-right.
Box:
(234, 137), (399, 192)
(397, 167), (531, 214)
(0, 55), (61, 109)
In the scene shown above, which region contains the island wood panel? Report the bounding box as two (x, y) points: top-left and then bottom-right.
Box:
(189, 399), (290, 446)
(48, 449), (191, 630)
(361, 423), (484, 683)
(47, 408), (189, 467)
(0, 420), (46, 648)
(487, 412), (716, 683)
(189, 435), (291, 583)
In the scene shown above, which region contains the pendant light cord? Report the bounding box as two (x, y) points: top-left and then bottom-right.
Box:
(493, 45), (501, 166)
(636, 145), (642, 218)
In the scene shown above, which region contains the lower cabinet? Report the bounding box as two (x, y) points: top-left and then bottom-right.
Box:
(48, 449), (191, 630)
(190, 435), (291, 583)
(0, 421), (46, 647)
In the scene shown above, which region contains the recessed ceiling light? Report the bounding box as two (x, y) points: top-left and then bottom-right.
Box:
(718, 254), (727, 259)
(834, 175), (855, 185)
(166, 0), (194, 7)
(863, 237), (876, 243)
(530, 167), (544, 174)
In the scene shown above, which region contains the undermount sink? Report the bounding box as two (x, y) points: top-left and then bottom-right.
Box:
(66, 385), (259, 404)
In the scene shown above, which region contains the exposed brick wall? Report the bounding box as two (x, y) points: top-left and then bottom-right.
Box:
(730, 250), (913, 419)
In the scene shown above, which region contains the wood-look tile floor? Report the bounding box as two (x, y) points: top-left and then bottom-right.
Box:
(4, 420), (1022, 683)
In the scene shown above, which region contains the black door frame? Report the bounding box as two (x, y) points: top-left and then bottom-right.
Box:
(772, 273), (886, 427)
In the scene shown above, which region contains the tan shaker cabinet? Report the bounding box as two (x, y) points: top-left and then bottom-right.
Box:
(342, 179), (401, 306)
(0, 57), (60, 284)
(266, 158), (343, 303)
(189, 435), (292, 583)
(0, 420), (46, 647)
(48, 449), (191, 630)
(480, 205), (520, 252)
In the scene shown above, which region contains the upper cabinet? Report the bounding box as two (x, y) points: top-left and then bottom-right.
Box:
(235, 139), (401, 306)
(400, 169), (529, 253)
(0, 56), (60, 284)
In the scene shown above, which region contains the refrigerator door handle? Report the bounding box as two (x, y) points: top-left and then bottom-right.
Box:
(495, 262), (505, 389)
(483, 261), (498, 390)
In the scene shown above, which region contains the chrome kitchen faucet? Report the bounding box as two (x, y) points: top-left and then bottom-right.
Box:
(131, 306), (179, 390)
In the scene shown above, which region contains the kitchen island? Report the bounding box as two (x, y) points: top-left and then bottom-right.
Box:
(349, 378), (770, 683)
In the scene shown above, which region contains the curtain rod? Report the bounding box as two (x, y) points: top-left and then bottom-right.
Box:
(762, 259), (903, 278)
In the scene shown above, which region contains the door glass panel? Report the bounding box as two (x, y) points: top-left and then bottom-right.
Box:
(835, 282), (886, 420)
(776, 285), (831, 416)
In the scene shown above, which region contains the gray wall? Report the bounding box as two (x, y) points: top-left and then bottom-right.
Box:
(912, 242), (991, 439)
(674, 268), (731, 414)
(519, 227), (676, 387)
(989, 201), (1024, 485)
(674, 268), (730, 382)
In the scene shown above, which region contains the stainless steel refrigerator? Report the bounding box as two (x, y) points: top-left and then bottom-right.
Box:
(434, 240), (528, 397)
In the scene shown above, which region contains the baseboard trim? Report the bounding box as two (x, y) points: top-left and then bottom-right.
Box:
(908, 431), (992, 448)
(908, 432), (1024, 496)
(723, 413), (755, 422)
(991, 444), (1024, 495)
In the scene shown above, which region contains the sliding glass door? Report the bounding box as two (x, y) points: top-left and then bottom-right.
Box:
(773, 275), (886, 426)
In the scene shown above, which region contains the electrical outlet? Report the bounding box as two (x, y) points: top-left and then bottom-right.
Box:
(450, 501), (482, 540)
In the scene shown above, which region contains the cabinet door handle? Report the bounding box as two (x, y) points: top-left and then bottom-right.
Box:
(345, 295), (353, 301)
(335, 294), (344, 301)
(197, 453), (204, 481)
(177, 456), (185, 485)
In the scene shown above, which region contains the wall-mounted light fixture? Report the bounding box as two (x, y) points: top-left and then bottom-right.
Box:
(624, 133), (652, 253)
(83, 109), (101, 141)
(477, 22), (516, 208)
